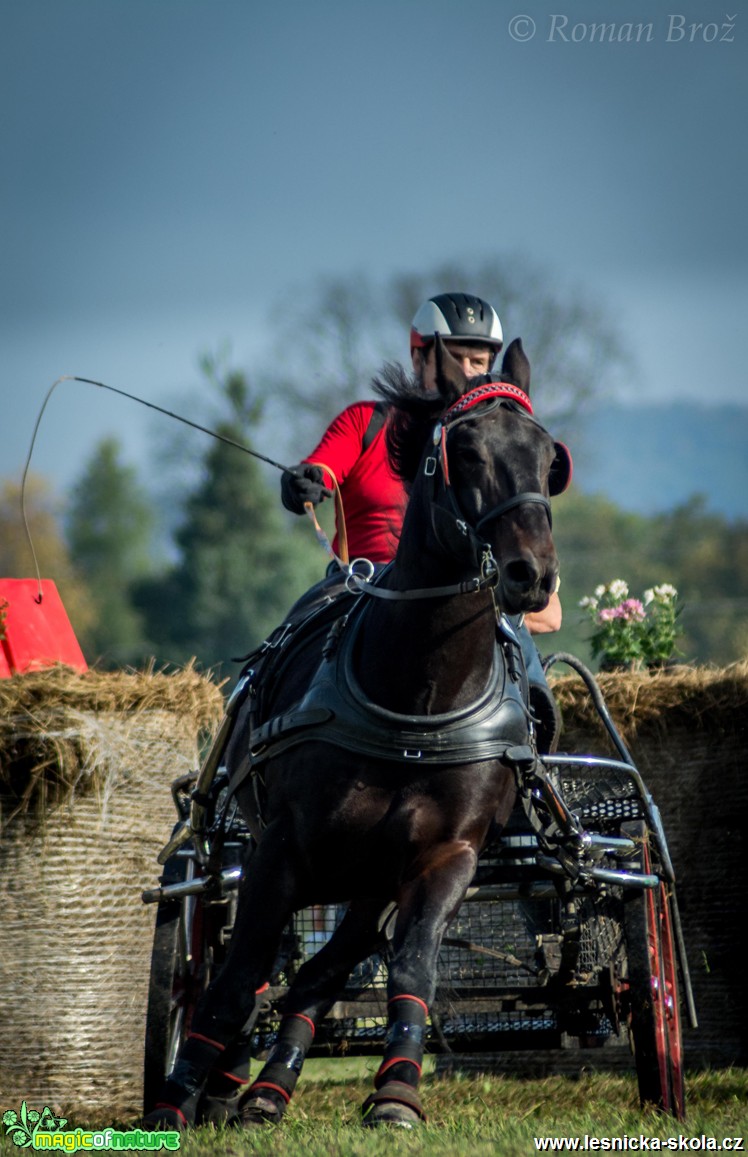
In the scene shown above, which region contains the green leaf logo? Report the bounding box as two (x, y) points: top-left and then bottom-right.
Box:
(2, 1103), (67, 1148)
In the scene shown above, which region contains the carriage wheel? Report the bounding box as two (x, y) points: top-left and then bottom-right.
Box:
(142, 858), (219, 1114)
(621, 822), (685, 1119)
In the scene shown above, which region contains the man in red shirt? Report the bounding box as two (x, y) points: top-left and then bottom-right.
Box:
(281, 292), (561, 634)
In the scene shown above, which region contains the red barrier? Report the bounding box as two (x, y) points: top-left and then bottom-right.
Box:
(0, 579), (88, 676)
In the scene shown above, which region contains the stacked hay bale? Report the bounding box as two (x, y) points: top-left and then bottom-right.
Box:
(2, 658), (744, 1106)
(0, 665), (224, 1120)
(553, 659), (748, 1069)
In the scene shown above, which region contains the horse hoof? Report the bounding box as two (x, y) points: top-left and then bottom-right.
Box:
(141, 1106), (189, 1132)
(362, 1102), (420, 1129)
(197, 1091), (244, 1126)
(361, 1081), (425, 1129)
(238, 1094), (285, 1127)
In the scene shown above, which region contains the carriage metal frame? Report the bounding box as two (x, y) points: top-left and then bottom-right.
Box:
(141, 651), (696, 1121)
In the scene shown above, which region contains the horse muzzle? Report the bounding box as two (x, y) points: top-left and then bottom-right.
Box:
(496, 550), (559, 616)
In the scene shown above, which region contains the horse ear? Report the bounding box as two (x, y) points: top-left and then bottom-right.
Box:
(500, 338), (531, 396)
(434, 332), (469, 405)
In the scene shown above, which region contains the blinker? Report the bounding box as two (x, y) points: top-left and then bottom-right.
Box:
(549, 441), (573, 496)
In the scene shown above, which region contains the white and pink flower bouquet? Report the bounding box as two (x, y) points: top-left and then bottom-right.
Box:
(579, 580), (682, 669)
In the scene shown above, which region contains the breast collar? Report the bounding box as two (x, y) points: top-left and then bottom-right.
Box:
(248, 597), (531, 767)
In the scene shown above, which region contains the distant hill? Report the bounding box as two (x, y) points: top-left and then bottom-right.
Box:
(570, 402), (748, 521)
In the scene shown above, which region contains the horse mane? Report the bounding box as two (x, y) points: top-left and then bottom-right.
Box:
(372, 355), (528, 486)
(372, 362), (445, 485)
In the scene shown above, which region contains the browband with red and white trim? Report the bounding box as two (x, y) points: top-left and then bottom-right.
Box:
(434, 383), (533, 488)
(443, 381), (533, 421)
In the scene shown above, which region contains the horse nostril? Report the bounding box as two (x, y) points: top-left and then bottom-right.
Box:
(504, 559), (541, 590)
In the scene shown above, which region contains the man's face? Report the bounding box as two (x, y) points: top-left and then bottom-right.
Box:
(412, 342), (494, 393)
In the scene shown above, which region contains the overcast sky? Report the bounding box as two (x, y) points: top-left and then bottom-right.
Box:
(2, 0), (746, 494)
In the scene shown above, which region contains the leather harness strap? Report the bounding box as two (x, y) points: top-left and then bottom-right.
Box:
(248, 600), (531, 767)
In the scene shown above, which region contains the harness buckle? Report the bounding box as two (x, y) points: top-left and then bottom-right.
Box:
(345, 557), (376, 595)
(260, 622), (293, 652)
(348, 557), (376, 581)
(480, 546), (499, 586)
(424, 456), (437, 477)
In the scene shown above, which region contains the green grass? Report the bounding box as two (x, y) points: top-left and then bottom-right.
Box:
(2, 1066), (746, 1157)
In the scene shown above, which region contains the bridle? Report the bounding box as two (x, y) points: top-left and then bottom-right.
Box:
(348, 381), (553, 603)
(425, 381), (553, 538)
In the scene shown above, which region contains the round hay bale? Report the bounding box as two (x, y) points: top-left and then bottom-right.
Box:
(0, 666), (224, 1118)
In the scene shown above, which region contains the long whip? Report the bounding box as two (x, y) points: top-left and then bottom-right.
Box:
(20, 374), (302, 602)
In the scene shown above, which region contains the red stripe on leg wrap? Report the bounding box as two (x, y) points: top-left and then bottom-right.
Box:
(249, 1081), (291, 1103)
(155, 1104), (188, 1125)
(388, 994), (429, 1015)
(186, 1032), (225, 1051)
(216, 1069), (247, 1085)
(376, 1056), (423, 1083)
(286, 1012), (315, 1038)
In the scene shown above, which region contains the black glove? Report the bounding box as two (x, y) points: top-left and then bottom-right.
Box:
(280, 464), (333, 514)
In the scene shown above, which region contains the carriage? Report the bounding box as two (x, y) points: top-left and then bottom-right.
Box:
(141, 337), (695, 1127)
(142, 649), (695, 1121)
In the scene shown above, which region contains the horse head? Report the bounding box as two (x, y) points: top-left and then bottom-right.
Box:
(379, 334), (571, 616)
(430, 334), (569, 614)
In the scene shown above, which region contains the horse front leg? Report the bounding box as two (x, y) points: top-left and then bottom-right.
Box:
(362, 840), (478, 1129)
(144, 822), (300, 1130)
(238, 897), (387, 1126)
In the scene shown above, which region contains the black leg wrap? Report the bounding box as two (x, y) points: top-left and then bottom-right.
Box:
(375, 995), (427, 1090)
(197, 1037), (254, 1126)
(155, 1033), (225, 1124)
(239, 1013), (315, 1124)
(202, 981), (268, 1101)
(203, 1037), (252, 1096)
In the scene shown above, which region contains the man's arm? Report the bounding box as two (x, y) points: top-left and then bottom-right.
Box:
(525, 591), (562, 634)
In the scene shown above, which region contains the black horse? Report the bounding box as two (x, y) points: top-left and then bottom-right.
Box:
(147, 337), (569, 1129)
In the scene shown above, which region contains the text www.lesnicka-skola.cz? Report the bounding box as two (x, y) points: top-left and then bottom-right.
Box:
(533, 1138), (745, 1152)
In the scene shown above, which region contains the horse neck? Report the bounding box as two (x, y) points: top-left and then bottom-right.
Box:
(356, 491), (498, 715)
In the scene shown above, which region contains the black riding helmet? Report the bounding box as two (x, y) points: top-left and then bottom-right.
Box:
(410, 293), (504, 362)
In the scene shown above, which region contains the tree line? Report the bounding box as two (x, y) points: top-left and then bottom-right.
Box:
(2, 263), (745, 677)
(2, 387), (744, 678)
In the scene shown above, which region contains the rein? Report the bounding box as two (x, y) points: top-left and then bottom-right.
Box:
(346, 548), (498, 601)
